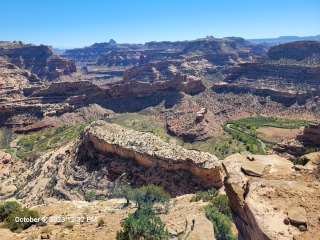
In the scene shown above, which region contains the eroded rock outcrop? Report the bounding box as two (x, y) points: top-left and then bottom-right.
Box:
(213, 41), (320, 107)
(268, 41), (320, 62)
(0, 41), (76, 80)
(223, 153), (320, 240)
(298, 123), (320, 146)
(123, 60), (206, 95)
(80, 121), (223, 188)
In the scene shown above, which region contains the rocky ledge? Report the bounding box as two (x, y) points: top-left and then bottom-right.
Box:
(223, 153), (320, 240)
(81, 121), (223, 188)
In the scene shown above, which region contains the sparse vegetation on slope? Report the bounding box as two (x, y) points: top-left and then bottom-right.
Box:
(116, 184), (170, 240)
(110, 113), (173, 143)
(0, 201), (40, 232)
(0, 124), (86, 160)
(117, 206), (169, 240)
(191, 190), (236, 240)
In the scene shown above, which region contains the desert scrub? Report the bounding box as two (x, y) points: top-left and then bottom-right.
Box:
(194, 190), (235, 240)
(116, 184), (170, 239)
(0, 201), (20, 221)
(117, 206), (169, 240)
(205, 205), (235, 240)
(0, 201), (40, 232)
(190, 188), (218, 202)
(84, 190), (97, 202)
(0, 128), (14, 149)
(112, 184), (170, 209)
(15, 124), (86, 160)
(97, 218), (105, 227)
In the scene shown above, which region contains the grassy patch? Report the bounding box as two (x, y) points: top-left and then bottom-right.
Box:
(224, 116), (313, 154)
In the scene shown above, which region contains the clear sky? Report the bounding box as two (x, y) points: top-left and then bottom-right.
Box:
(1, 0), (319, 48)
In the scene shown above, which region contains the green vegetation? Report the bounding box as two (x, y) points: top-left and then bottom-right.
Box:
(115, 184), (170, 240)
(0, 124), (86, 160)
(110, 113), (174, 143)
(205, 205), (235, 240)
(117, 206), (169, 240)
(291, 157), (309, 166)
(113, 184), (170, 209)
(190, 188), (218, 202)
(0, 201), (21, 221)
(224, 116), (312, 154)
(191, 190), (235, 240)
(0, 201), (40, 232)
(183, 136), (246, 159)
(0, 128), (14, 149)
(84, 190), (97, 202)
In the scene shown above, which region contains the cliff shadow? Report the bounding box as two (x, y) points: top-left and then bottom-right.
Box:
(95, 91), (183, 113)
(76, 141), (208, 197)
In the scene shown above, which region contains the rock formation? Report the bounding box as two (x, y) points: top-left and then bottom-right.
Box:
(298, 123), (320, 146)
(80, 121), (223, 188)
(212, 41), (320, 107)
(268, 41), (320, 62)
(223, 153), (320, 240)
(0, 41), (76, 80)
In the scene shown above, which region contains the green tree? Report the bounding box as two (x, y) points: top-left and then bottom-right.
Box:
(116, 206), (169, 240)
(113, 184), (170, 209)
(0, 201), (21, 221)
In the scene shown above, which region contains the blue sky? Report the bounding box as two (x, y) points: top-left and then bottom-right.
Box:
(1, 0), (319, 48)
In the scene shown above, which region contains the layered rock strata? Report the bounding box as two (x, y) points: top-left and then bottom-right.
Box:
(0, 42), (76, 80)
(81, 121), (223, 188)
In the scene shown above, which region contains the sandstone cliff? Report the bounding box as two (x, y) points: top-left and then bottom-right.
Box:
(0, 42), (76, 80)
(80, 121), (223, 188)
(223, 153), (320, 240)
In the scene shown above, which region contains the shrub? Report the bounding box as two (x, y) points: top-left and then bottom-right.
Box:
(210, 195), (232, 219)
(5, 207), (40, 232)
(134, 185), (170, 209)
(205, 205), (235, 240)
(292, 157), (309, 166)
(191, 189), (218, 202)
(113, 184), (170, 209)
(116, 206), (168, 240)
(0, 201), (21, 221)
(97, 218), (105, 227)
(84, 190), (96, 202)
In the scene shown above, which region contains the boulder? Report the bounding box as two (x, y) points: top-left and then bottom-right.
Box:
(287, 206), (307, 227)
